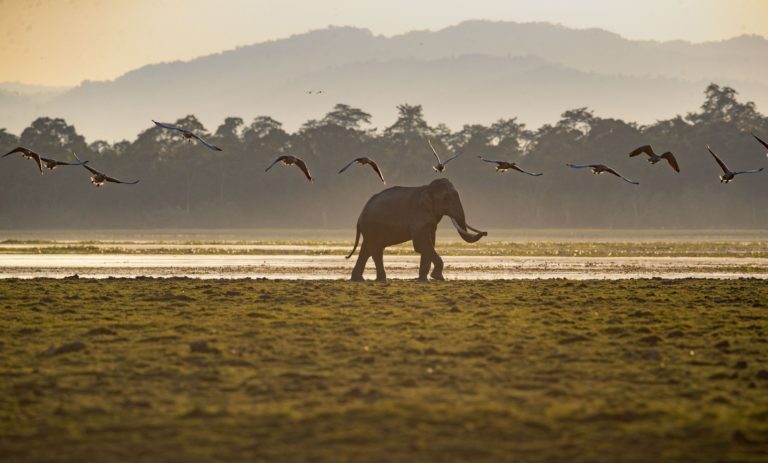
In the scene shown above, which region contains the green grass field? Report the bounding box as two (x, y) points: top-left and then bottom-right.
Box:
(1, 279), (767, 462)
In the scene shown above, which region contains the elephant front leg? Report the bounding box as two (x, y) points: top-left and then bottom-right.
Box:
(413, 230), (435, 281)
(426, 227), (444, 280)
(418, 253), (432, 281)
(430, 252), (445, 281)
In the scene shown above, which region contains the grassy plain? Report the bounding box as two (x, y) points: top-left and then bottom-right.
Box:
(1, 278), (767, 462)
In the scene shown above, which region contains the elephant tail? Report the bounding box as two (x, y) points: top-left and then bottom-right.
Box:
(345, 225), (361, 259)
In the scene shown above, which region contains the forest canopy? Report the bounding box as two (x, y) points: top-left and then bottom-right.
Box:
(1, 84), (766, 230)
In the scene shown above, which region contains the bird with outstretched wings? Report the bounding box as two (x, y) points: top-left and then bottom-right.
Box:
(265, 155), (313, 182)
(427, 138), (461, 173)
(80, 159), (139, 187)
(338, 157), (386, 183)
(478, 156), (542, 176)
(707, 146), (763, 183)
(629, 145), (680, 173)
(3, 147), (44, 174)
(153, 120), (222, 151)
(567, 163), (639, 185)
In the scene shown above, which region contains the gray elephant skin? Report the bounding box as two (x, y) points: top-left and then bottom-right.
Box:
(346, 178), (487, 281)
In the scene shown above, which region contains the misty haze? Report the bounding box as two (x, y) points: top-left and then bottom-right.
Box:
(2, 2), (767, 462)
(4, 20), (768, 141)
(1, 82), (766, 230)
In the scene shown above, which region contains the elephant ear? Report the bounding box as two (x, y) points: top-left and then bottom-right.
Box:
(417, 188), (435, 215)
(411, 187), (437, 233)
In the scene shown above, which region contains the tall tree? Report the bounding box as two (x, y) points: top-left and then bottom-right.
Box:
(215, 117), (244, 141)
(321, 104), (372, 131)
(20, 117), (89, 157)
(687, 83), (763, 129)
(385, 104), (430, 137)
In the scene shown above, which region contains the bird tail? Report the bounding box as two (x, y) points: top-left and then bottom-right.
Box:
(345, 224), (361, 259)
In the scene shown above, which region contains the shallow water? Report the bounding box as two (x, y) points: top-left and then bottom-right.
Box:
(0, 254), (765, 279)
(3, 228), (768, 243)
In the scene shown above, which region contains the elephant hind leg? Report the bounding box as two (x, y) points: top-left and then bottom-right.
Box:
(351, 243), (371, 281)
(371, 248), (387, 282)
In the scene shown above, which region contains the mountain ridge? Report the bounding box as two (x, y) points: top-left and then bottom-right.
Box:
(3, 20), (768, 141)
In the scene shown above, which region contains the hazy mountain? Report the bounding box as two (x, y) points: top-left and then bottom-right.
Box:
(0, 82), (71, 97)
(3, 20), (768, 141)
(0, 83), (70, 136)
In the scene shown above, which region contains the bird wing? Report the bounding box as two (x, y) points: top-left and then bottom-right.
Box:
(265, 156), (288, 172)
(72, 152), (90, 166)
(3, 146), (32, 157)
(629, 145), (654, 158)
(338, 158), (361, 174)
(566, 163), (596, 169)
(511, 165), (543, 176)
(83, 163), (105, 176)
(152, 120), (186, 133)
(191, 133), (223, 151)
(105, 174), (139, 185)
(660, 152), (680, 172)
(443, 151), (463, 165)
(40, 157), (87, 167)
(427, 139), (442, 163)
(478, 156), (505, 164)
(604, 167), (639, 184)
(3, 147), (42, 173)
(82, 158), (137, 184)
(368, 160), (386, 183)
(752, 133), (768, 153)
(31, 152), (43, 173)
(40, 157), (59, 167)
(733, 168), (764, 175)
(294, 158), (313, 182)
(707, 146), (730, 173)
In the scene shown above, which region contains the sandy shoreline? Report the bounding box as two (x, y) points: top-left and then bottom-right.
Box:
(1, 254), (765, 279)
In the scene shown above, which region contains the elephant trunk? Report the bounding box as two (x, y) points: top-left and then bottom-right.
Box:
(449, 207), (467, 232)
(449, 216), (487, 243)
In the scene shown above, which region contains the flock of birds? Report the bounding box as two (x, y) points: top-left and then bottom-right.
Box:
(3, 147), (138, 186)
(3, 119), (767, 187)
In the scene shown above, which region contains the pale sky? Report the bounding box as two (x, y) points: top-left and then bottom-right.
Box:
(2, 0), (768, 87)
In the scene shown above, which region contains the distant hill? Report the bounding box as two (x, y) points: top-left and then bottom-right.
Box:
(3, 20), (768, 141)
(0, 82), (70, 136)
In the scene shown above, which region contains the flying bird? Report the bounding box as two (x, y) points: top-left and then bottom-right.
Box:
(41, 155), (88, 171)
(752, 132), (768, 157)
(707, 146), (764, 183)
(566, 163), (639, 185)
(3, 147), (44, 174)
(478, 156), (542, 176)
(338, 157), (386, 183)
(427, 139), (462, 173)
(81, 162), (139, 187)
(152, 120), (222, 151)
(265, 155), (313, 182)
(629, 145), (680, 172)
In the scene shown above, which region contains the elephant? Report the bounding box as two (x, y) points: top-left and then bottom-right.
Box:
(346, 178), (487, 281)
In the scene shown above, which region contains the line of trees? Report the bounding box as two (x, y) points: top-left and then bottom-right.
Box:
(1, 84), (766, 230)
